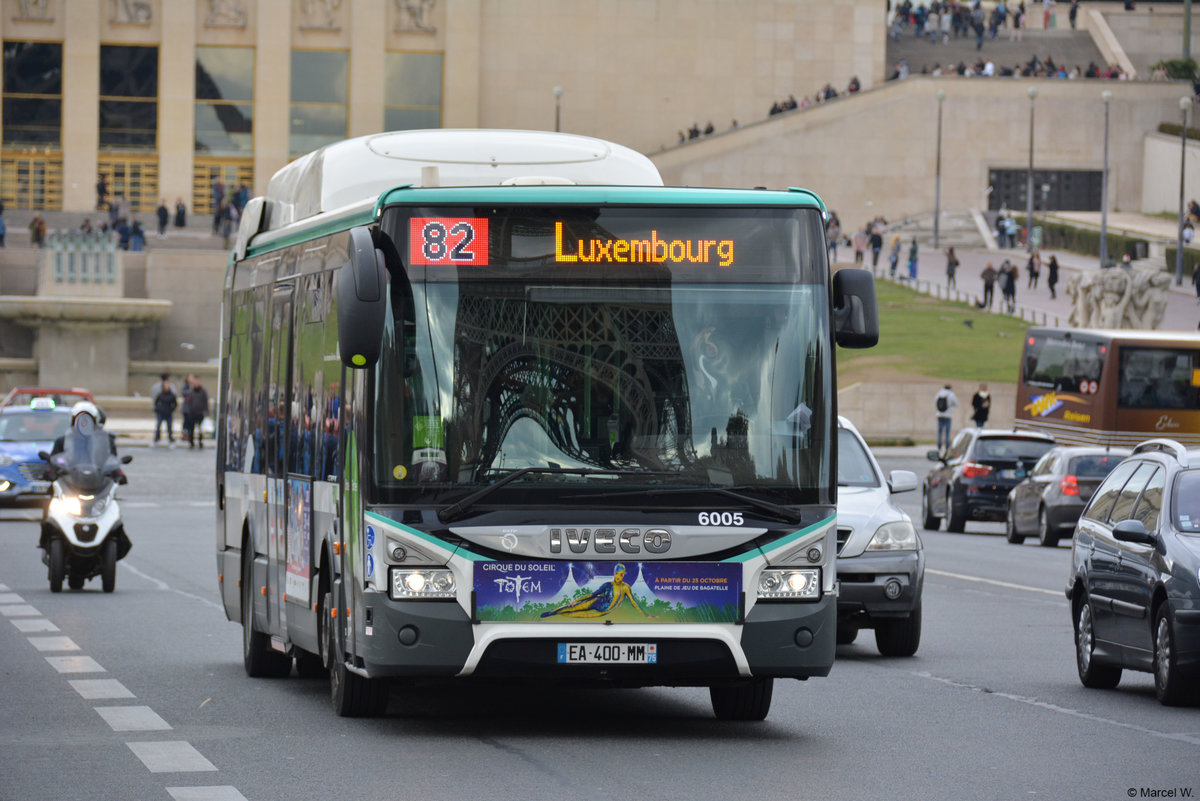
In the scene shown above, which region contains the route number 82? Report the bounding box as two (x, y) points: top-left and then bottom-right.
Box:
(409, 217), (489, 266)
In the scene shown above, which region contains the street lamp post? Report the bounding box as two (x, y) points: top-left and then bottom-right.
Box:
(1177, 96), (1193, 286)
(934, 90), (946, 249)
(1100, 90), (1112, 269)
(1026, 86), (1038, 253)
(553, 86), (563, 132)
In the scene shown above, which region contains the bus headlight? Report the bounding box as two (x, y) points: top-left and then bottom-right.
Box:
(389, 568), (456, 600)
(758, 568), (820, 600)
(866, 521), (919, 551)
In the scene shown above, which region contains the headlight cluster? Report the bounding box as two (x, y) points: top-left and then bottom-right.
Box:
(757, 568), (821, 600)
(866, 521), (919, 551)
(389, 568), (456, 600)
(51, 492), (110, 519)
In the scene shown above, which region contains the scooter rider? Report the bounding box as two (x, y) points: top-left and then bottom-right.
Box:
(46, 402), (125, 490)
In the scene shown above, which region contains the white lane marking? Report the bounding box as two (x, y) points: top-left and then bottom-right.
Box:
(45, 655), (106, 673)
(926, 567), (1062, 597)
(96, 705), (172, 732)
(70, 679), (135, 700)
(167, 787), (249, 801)
(122, 502), (162, 508)
(10, 618), (58, 632)
(127, 741), (218, 773)
(27, 635), (79, 652)
(0, 592), (25, 604)
(188, 501), (215, 507)
(0, 604), (41, 617)
(912, 670), (1200, 747)
(120, 562), (224, 611)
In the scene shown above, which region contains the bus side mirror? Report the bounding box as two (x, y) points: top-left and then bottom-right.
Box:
(337, 226), (388, 369)
(832, 268), (879, 349)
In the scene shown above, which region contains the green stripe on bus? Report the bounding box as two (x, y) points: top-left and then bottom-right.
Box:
(362, 510), (494, 561)
(723, 515), (836, 563)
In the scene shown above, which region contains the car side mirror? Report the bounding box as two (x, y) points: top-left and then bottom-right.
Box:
(926, 449), (944, 462)
(38, 450), (50, 461)
(887, 469), (919, 494)
(1112, 518), (1156, 546)
(121, 455), (133, 464)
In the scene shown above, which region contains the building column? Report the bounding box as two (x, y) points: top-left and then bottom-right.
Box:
(254, 0), (292, 194)
(442, 0), (481, 128)
(61, 3), (101, 211)
(348, 0), (386, 138)
(158, 0), (197, 212)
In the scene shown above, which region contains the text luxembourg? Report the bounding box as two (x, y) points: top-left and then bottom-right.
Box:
(554, 222), (735, 267)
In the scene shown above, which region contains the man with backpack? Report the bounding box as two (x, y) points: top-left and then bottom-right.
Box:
(935, 384), (959, 452)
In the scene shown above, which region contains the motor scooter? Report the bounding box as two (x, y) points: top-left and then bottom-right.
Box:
(37, 425), (132, 593)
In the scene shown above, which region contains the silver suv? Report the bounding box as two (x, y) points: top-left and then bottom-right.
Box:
(835, 417), (924, 656)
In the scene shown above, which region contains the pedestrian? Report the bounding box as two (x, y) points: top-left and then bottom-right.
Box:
(129, 218), (145, 251)
(945, 246), (959, 288)
(907, 237), (919, 280)
(852, 226), (867, 267)
(971, 383), (991, 428)
(183, 374), (209, 449)
(888, 234), (902, 278)
(174, 198), (187, 229)
(1192, 264), (1200, 304)
(153, 375), (178, 447)
(28, 212), (46, 247)
(96, 175), (108, 211)
(826, 212), (841, 264)
(1068, 0), (1079, 29)
(1046, 254), (1059, 299)
(980, 262), (997, 310)
(935, 384), (959, 452)
(156, 198), (169, 237)
(1001, 260), (1018, 312)
(179, 373), (194, 445)
(1120, 253), (1132, 269)
(0, 209), (6, 247)
(1026, 249), (1041, 289)
(869, 225), (883, 272)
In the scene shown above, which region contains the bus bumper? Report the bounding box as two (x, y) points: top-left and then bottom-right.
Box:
(358, 593), (836, 683)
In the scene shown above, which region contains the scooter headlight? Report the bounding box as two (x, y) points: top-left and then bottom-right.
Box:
(50, 496), (82, 517)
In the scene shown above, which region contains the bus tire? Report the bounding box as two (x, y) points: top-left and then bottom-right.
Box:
(710, 677), (773, 721)
(875, 604), (922, 657)
(242, 551), (292, 678)
(945, 491), (966, 533)
(1037, 507), (1059, 548)
(326, 591), (388, 717)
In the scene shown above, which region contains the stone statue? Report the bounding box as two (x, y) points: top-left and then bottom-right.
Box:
(109, 0), (151, 24)
(1066, 267), (1171, 330)
(300, 0), (341, 30)
(395, 0), (437, 33)
(205, 0), (247, 27)
(14, 0), (53, 22)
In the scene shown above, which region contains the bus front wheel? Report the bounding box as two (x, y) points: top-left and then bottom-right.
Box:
(241, 552), (292, 678)
(710, 677), (773, 721)
(325, 591), (389, 718)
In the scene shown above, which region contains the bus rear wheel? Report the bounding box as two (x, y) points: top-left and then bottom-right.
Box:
(710, 677), (773, 721)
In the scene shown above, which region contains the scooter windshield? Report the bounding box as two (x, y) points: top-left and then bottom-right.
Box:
(61, 429), (116, 493)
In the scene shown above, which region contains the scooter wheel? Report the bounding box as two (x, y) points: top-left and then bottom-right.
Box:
(100, 538), (117, 593)
(48, 538), (65, 593)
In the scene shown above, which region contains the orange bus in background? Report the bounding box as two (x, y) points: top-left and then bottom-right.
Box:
(1015, 328), (1200, 447)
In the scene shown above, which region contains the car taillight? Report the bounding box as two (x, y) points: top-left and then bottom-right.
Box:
(1060, 475), (1079, 496)
(962, 462), (993, 479)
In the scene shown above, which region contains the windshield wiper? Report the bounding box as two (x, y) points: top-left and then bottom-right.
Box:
(560, 485), (804, 525)
(437, 467), (681, 523)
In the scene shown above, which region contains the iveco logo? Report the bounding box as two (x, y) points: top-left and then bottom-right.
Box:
(549, 528), (672, 555)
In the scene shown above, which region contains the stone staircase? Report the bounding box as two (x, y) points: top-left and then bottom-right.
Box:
(887, 26), (1108, 76)
(883, 209), (986, 249)
(1, 208), (230, 251)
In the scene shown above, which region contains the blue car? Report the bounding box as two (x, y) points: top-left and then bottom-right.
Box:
(0, 400), (73, 508)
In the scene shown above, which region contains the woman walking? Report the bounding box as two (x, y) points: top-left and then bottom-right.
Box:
(945, 246), (959, 288)
(1046, 254), (1060, 299)
(907, 237), (919, 280)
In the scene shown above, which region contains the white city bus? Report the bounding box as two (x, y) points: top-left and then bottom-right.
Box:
(215, 129), (878, 720)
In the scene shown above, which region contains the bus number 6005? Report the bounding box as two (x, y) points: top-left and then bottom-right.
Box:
(698, 512), (744, 526)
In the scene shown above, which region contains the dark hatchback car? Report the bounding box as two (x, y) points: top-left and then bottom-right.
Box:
(1068, 439), (1200, 706)
(1006, 446), (1130, 548)
(922, 428), (1056, 533)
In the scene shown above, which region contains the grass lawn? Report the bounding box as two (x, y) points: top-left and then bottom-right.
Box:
(837, 280), (1032, 384)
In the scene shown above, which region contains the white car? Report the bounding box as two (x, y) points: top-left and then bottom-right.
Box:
(835, 416), (925, 656)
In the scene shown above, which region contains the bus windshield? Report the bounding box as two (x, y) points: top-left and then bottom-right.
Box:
(1022, 333), (1106, 392)
(1117, 347), (1200, 410)
(370, 204), (832, 507)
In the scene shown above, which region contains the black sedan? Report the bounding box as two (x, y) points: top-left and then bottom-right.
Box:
(1005, 446), (1130, 547)
(922, 428), (1056, 533)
